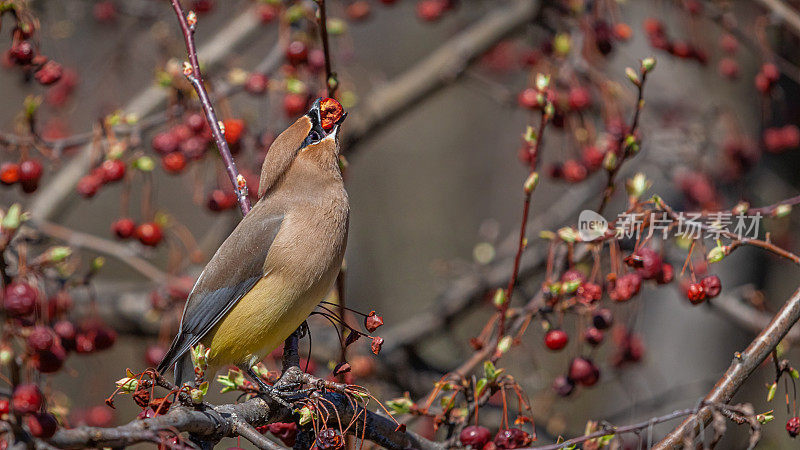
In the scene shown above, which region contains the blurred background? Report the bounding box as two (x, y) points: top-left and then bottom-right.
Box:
(2, 0), (800, 448)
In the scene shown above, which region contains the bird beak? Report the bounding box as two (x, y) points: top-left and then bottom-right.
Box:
(305, 98), (347, 143)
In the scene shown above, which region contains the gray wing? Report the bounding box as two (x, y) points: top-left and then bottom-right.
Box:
(157, 200), (283, 374)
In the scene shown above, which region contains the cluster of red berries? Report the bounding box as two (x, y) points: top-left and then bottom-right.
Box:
(2, 384), (58, 439)
(111, 218), (164, 247)
(755, 63), (780, 95)
(643, 17), (707, 64)
(459, 425), (532, 449)
(76, 158), (127, 198)
(4, 26), (64, 87)
(0, 159), (44, 193)
(684, 275), (721, 305)
(763, 125), (800, 154)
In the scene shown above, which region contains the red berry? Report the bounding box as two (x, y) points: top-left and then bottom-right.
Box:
(583, 327), (604, 346)
(0, 162), (20, 185)
(162, 153), (187, 174)
(35, 60), (63, 85)
(592, 308), (613, 329)
(256, 4), (278, 23)
(568, 357), (600, 386)
(610, 273), (641, 302)
(577, 282), (602, 304)
(92, 1), (117, 23)
(285, 41), (308, 66)
(4, 282), (38, 317)
(85, 324), (116, 351)
(582, 145), (604, 170)
(718, 58), (739, 80)
(151, 131), (179, 155)
(671, 40), (691, 58)
(86, 405), (113, 427)
(268, 422), (298, 447)
(283, 93), (307, 117)
(184, 112), (207, 134)
(111, 218), (136, 239)
(719, 34), (738, 54)
(562, 159), (587, 183)
(145, 345), (167, 367)
(416, 0), (444, 22)
(613, 23), (633, 41)
(643, 18), (664, 37)
(631, 247), (662, 280)
(25, 412), (58, 438)
(517, 88), (540, 110)
(53, 320), (77, 350)
(76, 174), (103, 198)
(782, 125), (800, 149)
(567, 86), (591, 111)
(552, 375), (574, 397)
(762, 63), (780, 83)
(764, 127), (784, 153)
(180, 136), (208, 160)
(493, 428), (532, 449)
(686, 282), (706, 304)
(755, 72), (772, 94)
(460, 425), (491, 448)
(75, 333), (94, 353)
(0, 398), (9, 416)
(656, 263), (674, 284)
(12, 384), (43, 415)
(19, 159), (43, 184)
(244, 73), (269, 95)
(192, 0), (214, 13)
(544, 329), (569, 351)
(100, 159), (126, 183)
(135, 222), (163, 247)
(701, 275), (721, 298)
(10, 41), (34, 65)
(787, 416), (800, 438)
(31, 342), (66, 373)
(346, 1), (371, 21)
(27, 326), (55, 353)
(223, 118), (246, 146)
(206, 189), (237, 212)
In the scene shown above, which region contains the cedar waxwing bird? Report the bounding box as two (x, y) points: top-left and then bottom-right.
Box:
(157, 98), (349, 396)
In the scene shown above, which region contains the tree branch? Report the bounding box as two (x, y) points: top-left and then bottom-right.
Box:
(655, 285), (800, 448)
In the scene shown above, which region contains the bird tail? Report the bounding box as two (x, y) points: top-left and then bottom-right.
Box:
(157, 335), (193, 386)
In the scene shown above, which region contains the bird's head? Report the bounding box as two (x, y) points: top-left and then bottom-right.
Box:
(258, 98), (347, 198)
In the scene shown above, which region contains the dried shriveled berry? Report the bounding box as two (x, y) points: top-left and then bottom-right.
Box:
(364, 311), (383, 332)
(493, 428), (532, 449)
(686, 282), (706, 305)
(319, 97), (344, 131)
(701, 275), (721, 298)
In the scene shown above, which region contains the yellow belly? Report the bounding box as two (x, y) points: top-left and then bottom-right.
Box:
(201, 273), (326, 369)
